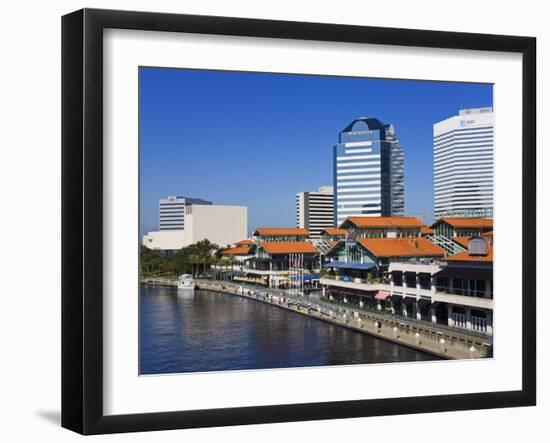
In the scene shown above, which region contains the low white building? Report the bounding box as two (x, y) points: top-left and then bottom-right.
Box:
(142, 230), (186, 251)
(143, 204), (248, 252)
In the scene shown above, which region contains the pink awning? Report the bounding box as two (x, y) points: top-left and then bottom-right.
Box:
(375, 290), (390, 301)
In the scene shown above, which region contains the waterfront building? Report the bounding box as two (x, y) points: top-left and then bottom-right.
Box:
(420, 227), (434, 237)
(212, 240), (256, 279)
(253, 228), (309, 242)
(158, 195), (212, 230)
(143, 204), (247, 252)
(296, 186), (334, 238)
(221, 239), (255, 258)
(242, 242), (320, 288)
(333, 117), (404, 225)
(320, 228), (347, 242)
(449, 236), (470, 250)
(221, 246), (254, 258)
(220, 242), (255, 271)
(141, 230), (187, 253)
(325, 237), (445, 274)
(320, 235), (493, 338)
(253, 242), (320, 271)
(315, 227), (346, 255)
(339, 216), (426, 238)
(433, 107), (494, 219)
(431, 217), (493, 238)
(432, 236), (493, 333)
(234, 239), (254, 247)
(426, 217), (492, 256)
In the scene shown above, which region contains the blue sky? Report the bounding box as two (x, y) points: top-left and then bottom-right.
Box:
(139, 67), (492, 237)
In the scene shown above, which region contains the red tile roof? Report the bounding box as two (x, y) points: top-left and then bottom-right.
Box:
(431, 217), (493, 229)
(341, 216), (426, 229)
(321, 228), (347, 236)
(235, 239), (253, 246)
(451, 237), (470, 248)
(221, 247), (252, 256)
(445, 247), (493, 263)
(420, 227), (434, 235)
(259, 242), (319, 254)
(357, 237), (445, 258)
(254, 228), (309, 236)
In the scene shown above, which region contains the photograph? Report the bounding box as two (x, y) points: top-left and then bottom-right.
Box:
(138, 67), (495, 375)
(0, 0), (543, 439)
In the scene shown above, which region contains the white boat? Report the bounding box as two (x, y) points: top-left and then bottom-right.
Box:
(177, 274), (195, 290)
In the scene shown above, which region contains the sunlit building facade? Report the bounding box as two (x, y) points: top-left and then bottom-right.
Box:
(159, 195), (212, 230)
(333, 117), (404, 225)
(433, 107), (494, 219)
(296, 186), (334, 238)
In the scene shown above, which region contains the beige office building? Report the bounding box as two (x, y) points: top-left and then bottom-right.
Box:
(143, 204), (247, 251)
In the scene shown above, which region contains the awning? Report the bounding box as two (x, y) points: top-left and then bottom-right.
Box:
(322, 261), (377, 271)
(290, 274), (319, 281)
(375, 290), (390, 301)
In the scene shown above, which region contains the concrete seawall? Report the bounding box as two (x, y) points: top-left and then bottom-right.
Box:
(140, 277), (492, 360)
(196, 281), (492, 360)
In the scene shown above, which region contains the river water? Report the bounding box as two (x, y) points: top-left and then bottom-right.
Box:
(140, 285), (439, 375)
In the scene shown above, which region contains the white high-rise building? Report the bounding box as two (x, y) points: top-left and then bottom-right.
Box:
(158, 196), (211, 230)
(433, 108), (494, 219)
(296, 186), (334, 238)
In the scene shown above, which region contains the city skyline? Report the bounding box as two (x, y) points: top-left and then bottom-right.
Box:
(140, 67), (493, 237)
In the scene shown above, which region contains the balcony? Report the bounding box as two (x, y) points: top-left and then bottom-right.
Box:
(436, 286), (492, 298)
(431, 291), (493, 310)
(321, 279), (494, 310)
(243, 268), (293, 276)
(388, 261), (442, 274)
(320, 277), (388, 292)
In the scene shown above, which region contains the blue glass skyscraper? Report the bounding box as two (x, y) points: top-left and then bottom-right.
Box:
(333, 117), (404, 225)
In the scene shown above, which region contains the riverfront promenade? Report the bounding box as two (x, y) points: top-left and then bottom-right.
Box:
(140, 277), (491, 359)
(206, 280), (492, 359)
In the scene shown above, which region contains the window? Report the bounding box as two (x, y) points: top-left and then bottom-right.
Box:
(419, 274), (431, 290)
(392, 272), (403, 286)
(436, 276), (449, 291)
(452, 278), (465, 295)
(405, 273), (416, 288)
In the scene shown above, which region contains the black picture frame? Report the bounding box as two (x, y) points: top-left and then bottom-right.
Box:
(61, 8), (537, 435)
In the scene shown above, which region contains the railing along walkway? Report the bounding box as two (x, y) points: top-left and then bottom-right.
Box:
(197, 279), (493, 348)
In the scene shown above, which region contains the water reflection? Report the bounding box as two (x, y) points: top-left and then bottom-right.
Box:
(139, 286), (439, 375)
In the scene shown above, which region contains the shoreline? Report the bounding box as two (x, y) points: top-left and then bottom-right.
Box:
(199, 281), (446, 360)
(141, 278), (491, 360)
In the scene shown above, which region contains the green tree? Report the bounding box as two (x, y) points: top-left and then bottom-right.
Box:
(140, 240), (220, 278)
(140, 245), (170, 277)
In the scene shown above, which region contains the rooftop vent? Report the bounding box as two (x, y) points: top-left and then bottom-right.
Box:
(468, 236), (488, 256)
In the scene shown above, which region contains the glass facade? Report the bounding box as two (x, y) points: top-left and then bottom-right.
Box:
(333, 118), (404, 226)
